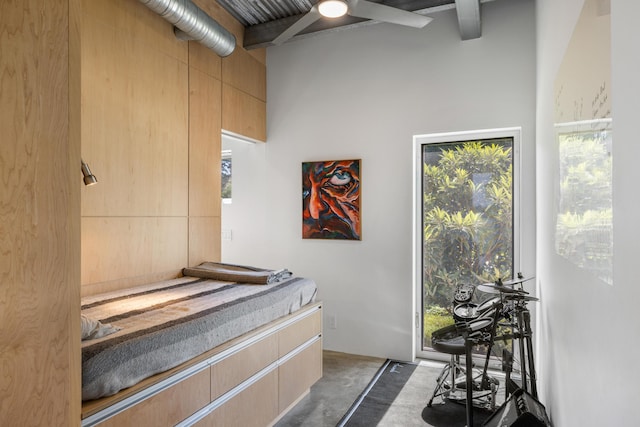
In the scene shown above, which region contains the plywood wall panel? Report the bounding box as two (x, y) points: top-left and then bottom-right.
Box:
(248, 48), (267, 66)
(222, 84), (267, 142)
(189, 68), (222, 217)
(81, 9), (189, 218)
(81, 217), (188, 285)
(0, 0), (80, 425)
(222, 47), (267, 101)
(188, 217), (222, 267)
(81, 0), (187, 63)
(189, 41), (222, 80)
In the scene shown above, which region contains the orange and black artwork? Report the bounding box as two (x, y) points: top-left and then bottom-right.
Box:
(302, 159), (361, 240)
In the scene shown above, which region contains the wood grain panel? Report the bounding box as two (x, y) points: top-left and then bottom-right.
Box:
(189, 67), (222, 217)
(81, 0), (187, 63)
(278, 340), (323, 414)
(0, 0), (80, 425)
(81, 217), (188, 286)
(188, 217), (222, 267)
(195, 370), (278, 427)
(80, 11), (189, 217)
(278, 309), (323, 357)
(69, 0), (83, 423)
(222, 83), (267, 142)
(211, 334), (278, 400)
(222, 47), (267, 101)
(97, 369), (210, 427)
(248, 48), (267, 66)
(189, 41), (222, 79)
(81, 270), (182, 298)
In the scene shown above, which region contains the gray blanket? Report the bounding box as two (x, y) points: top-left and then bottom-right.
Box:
(81, 274), (317, 401)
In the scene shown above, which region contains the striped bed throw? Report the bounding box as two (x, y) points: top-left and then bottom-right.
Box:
(81, 273), (317, 401)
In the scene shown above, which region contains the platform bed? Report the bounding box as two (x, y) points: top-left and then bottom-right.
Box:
(80, 264), (322, 426)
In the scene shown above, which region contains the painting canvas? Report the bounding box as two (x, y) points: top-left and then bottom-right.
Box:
(302, 159), (361, 240)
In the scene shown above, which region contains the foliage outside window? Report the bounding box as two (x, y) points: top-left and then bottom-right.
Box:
(422, 139), (513, 347)
(221, 150), (232, 201)
(555, 123), (612, 285)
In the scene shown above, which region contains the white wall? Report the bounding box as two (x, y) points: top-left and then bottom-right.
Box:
(536, 0), (640, 425)
(222, 0), (536, 362)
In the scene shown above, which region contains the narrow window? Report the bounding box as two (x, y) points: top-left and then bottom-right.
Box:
(221, 149), (232, 204)
(414, 128), (520, 359)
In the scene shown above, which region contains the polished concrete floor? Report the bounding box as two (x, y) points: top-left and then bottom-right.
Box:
(275, 351), (386, 427)
(274, 350), (504, 427)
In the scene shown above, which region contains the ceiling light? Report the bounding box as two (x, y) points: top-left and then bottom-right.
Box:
(318, 0), (348, 18)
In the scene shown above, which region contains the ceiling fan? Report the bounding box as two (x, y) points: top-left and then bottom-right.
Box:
(272, 0), (433, 45)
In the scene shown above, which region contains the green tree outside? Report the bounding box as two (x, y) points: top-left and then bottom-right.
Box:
(422, 140), (513, 347)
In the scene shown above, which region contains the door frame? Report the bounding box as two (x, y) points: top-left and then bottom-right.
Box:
(412, 127), (522, 360)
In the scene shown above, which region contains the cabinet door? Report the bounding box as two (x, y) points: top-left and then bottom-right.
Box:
(222, 83), (266, 142)
(278, 339), (323, 413)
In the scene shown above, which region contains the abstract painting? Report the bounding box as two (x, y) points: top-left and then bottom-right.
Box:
(302, 159), (361, 240)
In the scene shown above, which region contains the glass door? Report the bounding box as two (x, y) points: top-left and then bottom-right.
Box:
(414, 128), (520, 359)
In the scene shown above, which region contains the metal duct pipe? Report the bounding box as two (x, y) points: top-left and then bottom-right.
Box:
(138, 0), (236, 57)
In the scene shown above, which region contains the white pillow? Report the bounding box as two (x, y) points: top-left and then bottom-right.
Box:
(81, 314), (121, 341)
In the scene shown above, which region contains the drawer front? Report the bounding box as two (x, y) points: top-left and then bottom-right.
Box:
(278, 338), (323, 413)
(278, 308), (322, 358)
(210, 333), (278, 400)
(195, 369), (278, 427)
(97, 368), (210, 427)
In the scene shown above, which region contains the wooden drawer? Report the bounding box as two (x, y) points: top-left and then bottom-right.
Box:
(211, 333), (278, 400)
(278, 339), (323, 413)
(195, 369), (278, 427)
(278, 308), (322, 358)
(96, 368), (210, 427)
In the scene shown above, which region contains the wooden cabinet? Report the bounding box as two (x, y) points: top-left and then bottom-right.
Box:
(222, 47), (267, 142)
(210, 334), (278, 400)
(96, 370), (210, 427)
(195, 370), (279, 427)
(222, 83), (267, 142)
(81, 303), (322, 427)
(279, 339), (323, 414)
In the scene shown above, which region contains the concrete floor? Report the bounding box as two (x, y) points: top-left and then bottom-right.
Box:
(274, 350), (505, 427)
(275, 351), (386, 427)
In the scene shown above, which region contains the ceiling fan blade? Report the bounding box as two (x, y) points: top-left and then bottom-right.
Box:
(272, 6), (322, 45)
(348, 0), (433, 28)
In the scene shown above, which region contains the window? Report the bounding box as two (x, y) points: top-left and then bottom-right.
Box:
(413, 128), (520, 359)
(221, 149), (232, 204)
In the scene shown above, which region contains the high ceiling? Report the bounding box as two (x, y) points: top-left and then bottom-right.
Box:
(215, 0), (488, 50)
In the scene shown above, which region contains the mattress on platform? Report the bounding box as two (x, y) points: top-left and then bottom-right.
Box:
(81, 274), (317, 401)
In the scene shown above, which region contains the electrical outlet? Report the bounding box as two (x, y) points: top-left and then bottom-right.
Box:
(328, 314), (337, 329)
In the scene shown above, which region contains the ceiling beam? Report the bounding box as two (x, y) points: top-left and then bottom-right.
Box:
(454, 0), (481, 40)
(243, 0), (455, 50)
